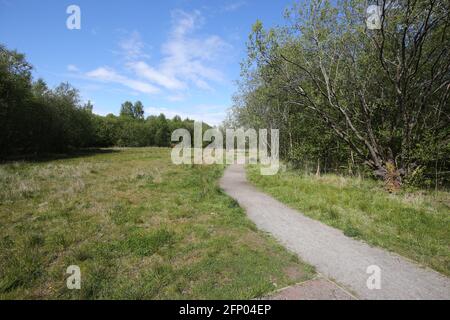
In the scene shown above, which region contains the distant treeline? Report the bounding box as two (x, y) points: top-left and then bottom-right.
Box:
(0, 44), (206, 157)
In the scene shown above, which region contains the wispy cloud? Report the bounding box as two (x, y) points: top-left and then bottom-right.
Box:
(118, 30), (150, 60)
(222, 1), (247, 12)
(67, 64), (79, 72)
(72, 8), (230, 125)
(79, 10), (229, 98)
(126, 61), (185, 90)
(85, 67), (159, 94)
(125, 10), (230, 93)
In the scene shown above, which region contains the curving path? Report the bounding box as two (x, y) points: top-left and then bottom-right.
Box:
(220, 164), (450, 300)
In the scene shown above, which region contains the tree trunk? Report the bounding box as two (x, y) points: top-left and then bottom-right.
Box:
(316, 159), (321, 177)
(373, 161), (403, 192)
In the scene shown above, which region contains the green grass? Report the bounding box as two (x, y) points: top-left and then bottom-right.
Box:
(247, 165), (450, 276)
(0, 148), (314, 299)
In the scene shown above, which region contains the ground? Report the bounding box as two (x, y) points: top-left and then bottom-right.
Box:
(0, 148), (314, 299)
(247, 165), (450, 276)
(222, 165), (450, 299)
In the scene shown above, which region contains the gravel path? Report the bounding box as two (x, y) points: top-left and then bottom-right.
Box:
(220, 164), (450, 300)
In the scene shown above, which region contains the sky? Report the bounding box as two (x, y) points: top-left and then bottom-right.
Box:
(0, 0), (296, 126)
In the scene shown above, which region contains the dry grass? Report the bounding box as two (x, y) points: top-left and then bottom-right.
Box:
(0, 148), (314, 299)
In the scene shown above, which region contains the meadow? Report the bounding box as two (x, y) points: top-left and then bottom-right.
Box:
(0, 148), (314, 299)
(247, 166), (450, 276)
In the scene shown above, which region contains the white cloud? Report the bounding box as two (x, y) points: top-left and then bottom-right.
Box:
(81, 10), (231, 99)
(118, 31), (150, 60)
(85, 67), (159, 94)
(67, 64), (79, 72)
(171, 10), (203, 37)
(126, 61), (185, 90)
(159, 11), (228, 88)
(124, 10), (230, 93)
(223, 1), (247, 12)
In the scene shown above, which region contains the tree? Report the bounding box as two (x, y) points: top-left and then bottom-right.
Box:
(120, 101), (134, 118)
(236, 0), (450, 188)
(0, 45), (33, 155)
(133, 101), (144, 120)
(154, 114), (170, 147)
(83, 100), (93, 113)
(0, 43), (214, 157)
(120, 100), (145, 119)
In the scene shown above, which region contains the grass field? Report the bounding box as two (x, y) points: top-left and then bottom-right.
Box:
(247, 165), (450, 276)
(0, 148), (314, 299)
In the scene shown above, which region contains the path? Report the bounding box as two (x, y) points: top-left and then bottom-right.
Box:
(219, 164), (450, 300)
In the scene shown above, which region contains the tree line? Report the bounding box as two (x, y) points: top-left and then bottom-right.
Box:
(0, 44), (202, 157)
(227, 0), (449, 189)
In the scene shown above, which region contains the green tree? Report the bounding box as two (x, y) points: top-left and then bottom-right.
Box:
(231, 0), (450, 187)
(120, 100), (144, 119)
(120, 101), (134, 118)
(0, 43), (215, 157)
(83, 100), (94, 113)
(133, 101), (144, 120)
(154, 114), (170, 147)
(0, 45), (33, 155)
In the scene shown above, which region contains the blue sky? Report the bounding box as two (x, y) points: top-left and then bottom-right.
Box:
(0, 0), (294, 125)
